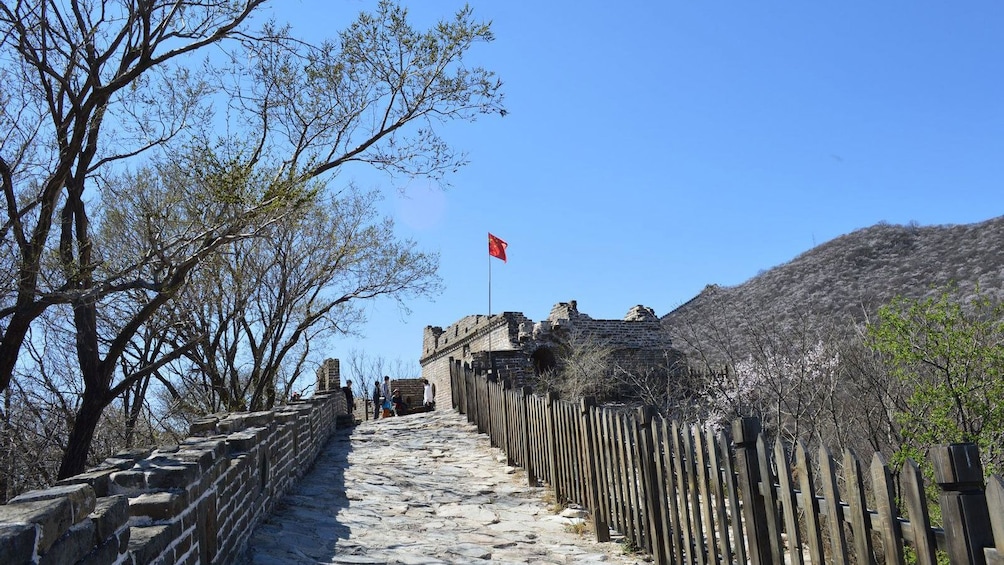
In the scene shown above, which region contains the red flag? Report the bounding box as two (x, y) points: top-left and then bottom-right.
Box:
(488, 233), (508, 262)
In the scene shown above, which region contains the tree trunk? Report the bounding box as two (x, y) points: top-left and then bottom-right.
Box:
(57, 387), (106, 479)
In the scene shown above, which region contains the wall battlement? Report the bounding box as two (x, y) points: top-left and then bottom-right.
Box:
(421, 312), (531, 363)
(420, 301), (682, 399)
(0, 390), (347, 565)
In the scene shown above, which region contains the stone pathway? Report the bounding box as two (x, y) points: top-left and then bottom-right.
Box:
(241, 409), (647, 564)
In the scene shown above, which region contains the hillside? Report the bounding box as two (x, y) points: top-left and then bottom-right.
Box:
(661, 216), (1004, 361)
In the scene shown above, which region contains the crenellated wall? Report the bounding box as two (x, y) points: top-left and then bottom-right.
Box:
(0, 390), (346, 565)
(421, 301), (683, 401)
(420, 312), (530, 408)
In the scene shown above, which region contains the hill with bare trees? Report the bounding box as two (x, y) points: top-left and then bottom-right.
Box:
(662, 215), (1004, 364)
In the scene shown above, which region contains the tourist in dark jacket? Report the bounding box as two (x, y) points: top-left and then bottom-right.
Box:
(343, 380), (354, 416)
(391, 389), (406, 416)
(372, 380), (381, 419)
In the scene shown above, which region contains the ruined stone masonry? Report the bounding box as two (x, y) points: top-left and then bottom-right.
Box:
(314, 358), (341, 393)
(0, 387), (348, 565)
(420, 300), (683, 397)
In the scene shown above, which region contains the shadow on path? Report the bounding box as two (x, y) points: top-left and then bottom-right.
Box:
(241, 410), (642, 565)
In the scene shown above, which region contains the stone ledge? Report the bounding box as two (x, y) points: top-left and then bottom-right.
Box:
(0, 497), (72, 553)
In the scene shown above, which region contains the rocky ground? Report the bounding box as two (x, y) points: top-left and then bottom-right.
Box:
(240, 409), (648, 564)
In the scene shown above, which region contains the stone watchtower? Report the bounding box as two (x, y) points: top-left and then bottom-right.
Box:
(420, 301), (683, 404)
(315, 358), (341, 393)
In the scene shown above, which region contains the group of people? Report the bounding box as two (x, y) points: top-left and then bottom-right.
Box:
(370, 376), (436, 419)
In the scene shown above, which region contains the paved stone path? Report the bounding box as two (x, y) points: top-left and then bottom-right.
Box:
(241, 409), (647, 564)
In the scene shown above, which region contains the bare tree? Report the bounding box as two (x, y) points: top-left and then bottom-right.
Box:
(531, 327), (618, 402)
(667, 286), (909, 458)
(153, 187), (439, 414)
(1, 0), (504, 478)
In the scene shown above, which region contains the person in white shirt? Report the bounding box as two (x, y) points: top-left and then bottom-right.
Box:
(422, 379), (435, 409)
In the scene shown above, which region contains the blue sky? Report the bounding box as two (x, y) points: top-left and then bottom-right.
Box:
(276, 1), (1004, 378)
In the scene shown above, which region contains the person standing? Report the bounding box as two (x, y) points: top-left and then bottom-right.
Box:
(423, 379), (435, 409)
(343, 380), (354, 418)
(381, 376), (392, 416)
(372, 379), (381, 420)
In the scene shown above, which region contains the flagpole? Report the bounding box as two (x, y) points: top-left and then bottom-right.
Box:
(488, 234), (492, 377)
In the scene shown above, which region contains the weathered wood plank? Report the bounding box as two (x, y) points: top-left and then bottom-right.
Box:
(719, 430), (746, 565)
(706, 427), (732, 564)
(673, 421), (695, 564)
(870, 452), (905, 564)
(932, 443), (993, 565)
(636, 407), (664, 560)
(602, 408), (623, 534)
(793, 442), (824, 564)
(843, 449), (876, 565)
(580, 398), (609, 542)
(662, 419), (684, 564)
(774, 440), (804, 565)
(817, 446), (849, 565)
(756, 433), (785, 561)
(732, 418), (773, 565)
(683, 424), (706, 565)
(609, 408), (624, 531)
(900, 458), (936, 565)
(986, 476), (1004, 565)
(694, 425), (719, 565)
(626, 411), (645, 551)
(649, 420), (671, 563)
(546, 393), (560, 493)
(591, 407), (610, 531)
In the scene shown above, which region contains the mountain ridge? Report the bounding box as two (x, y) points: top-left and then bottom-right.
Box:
(661, 215), (1004, 360)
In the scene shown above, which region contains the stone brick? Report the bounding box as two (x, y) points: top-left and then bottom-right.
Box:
(128, 524), (172, 565)
(173, 530), (192, 557)
(128, 491), (188, 521)
(218, 415), (248, 434)
(189, 416), (220, 435)
(0, 497), (72, 553)
(244, 411), (274, 428)
(38, 519), (94, 565)
(75, 535), (121, 565)
(145, 461), (200, 490)
(0, 522), (37, 565)
(10, 483), (96, 524)
(55, 468), (117, 498)
(89, 496), (128, 543)
(274, 411), (299, 424)
(102, 449), (153, 469)
(109, 470), (147, 495)
(175, 440), (225, 473)
(226, 431), (258, 455)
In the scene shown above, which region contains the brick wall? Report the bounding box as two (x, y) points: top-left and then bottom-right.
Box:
(420, 312), (527, 409)
(420, 302), (682, 403)
(0, 390), (346, 565)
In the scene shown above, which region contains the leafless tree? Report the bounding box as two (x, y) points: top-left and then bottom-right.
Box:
(152, 187), (438, 415)
(0, 0), (504, 478)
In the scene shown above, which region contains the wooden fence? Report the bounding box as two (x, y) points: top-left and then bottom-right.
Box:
(448, 359), (1004, 565)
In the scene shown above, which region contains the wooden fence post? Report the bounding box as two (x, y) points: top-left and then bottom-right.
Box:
(580, 397), (609, 542)
(732, 417), (772, 565)
(501, 379), (513, 464)
(522, 386), (537, 487)
(636, 406), (666, 563)
(545, 391), (561, 502)
(933, 443), (992, 565)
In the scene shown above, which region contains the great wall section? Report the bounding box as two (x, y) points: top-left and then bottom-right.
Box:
(0, 390), (347, 565)
(0, 300), (680, 564)
(420, 300), (682, 393)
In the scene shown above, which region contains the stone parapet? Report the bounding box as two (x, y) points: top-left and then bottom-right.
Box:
(0, 391), (344, 565)
(421, 301), (683, 408)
